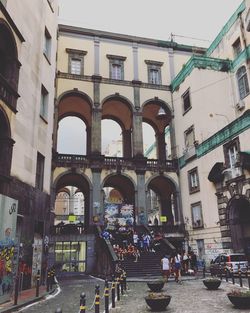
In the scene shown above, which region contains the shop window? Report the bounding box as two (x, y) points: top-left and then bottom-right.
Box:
(66, 48), (87, 75)
(188, 167), (200, 193)
(182, 89), (191, 113)
(236, 66), (249, 100)
(44, 27), (51, 62)
(40, 85), (48, 121)
(145, 60), (163, 84)
(191, 202), (203, 229)
(107, 54), (126, 80)
(232, 37), (242, 58)
(35, 152), (45, 191)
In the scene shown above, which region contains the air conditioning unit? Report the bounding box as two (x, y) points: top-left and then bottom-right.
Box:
(236, 100), (245, 111)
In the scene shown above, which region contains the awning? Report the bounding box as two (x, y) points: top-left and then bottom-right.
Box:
(208, 162), (225, 183)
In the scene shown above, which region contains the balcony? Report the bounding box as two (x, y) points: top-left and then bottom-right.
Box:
(0, 74), (19, 113)
(54, 153), (178, 173)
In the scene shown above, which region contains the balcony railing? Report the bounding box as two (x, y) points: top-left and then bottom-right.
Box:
(54, 153), (178, 172)
(0, 74), (19, 113)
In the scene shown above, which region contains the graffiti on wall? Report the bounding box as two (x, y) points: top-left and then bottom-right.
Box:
(0, 195), (18, 304)
(104, 202), (134, 227)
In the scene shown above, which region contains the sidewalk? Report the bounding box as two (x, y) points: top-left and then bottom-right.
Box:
(0, 285), (56, 313)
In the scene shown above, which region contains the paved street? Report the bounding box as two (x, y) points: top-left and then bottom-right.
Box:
(17, 275), (250, 313)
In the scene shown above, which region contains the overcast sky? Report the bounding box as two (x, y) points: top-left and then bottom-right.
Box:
(57, 0), (243, 155)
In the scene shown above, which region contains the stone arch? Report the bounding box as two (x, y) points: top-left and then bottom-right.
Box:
(0, 106), (14, 180)
(101, 172), (136, 206)
(56, 90), (93, 155)
(145, 174), (181, 225)
(227, 195), (250, 253)
(53, 170), (93, 229)
(0, 19), (20, 92)
(142, 98), (172, 161)
(101, 94), (134, 158)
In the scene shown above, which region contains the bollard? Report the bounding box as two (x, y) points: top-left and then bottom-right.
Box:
(104, 279), (109, 313)
(231, 267), (235, 284)
(120, 275), (124, 295)
(116, 277), (120, 301)
(246, 266), (249, 279)
(14, 274), (19, 305)
(203, 265), (206, 278)
(225, 268), (228, 282)
(123, 271), (127, 291)
(80, 292), (86, 313)
(36, 270), (40, 297)
(95, 285), (100, 313)
(46, 270), (50, 292)
(55, 308), (62, 313)
(111, 276), (115, 308)
(219, 265), (223, 280)
(248, 271), (250, 290)
(239, 268), (243, 287)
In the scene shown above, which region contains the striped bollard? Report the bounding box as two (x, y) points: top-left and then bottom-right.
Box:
(111, 277), (116, 308)
(116, 277), (120, 301)
(80, 292), (86, 313)
(95, 285), (100, 313)
(104, 279), (109, 313)
(120, 275), (124, 295)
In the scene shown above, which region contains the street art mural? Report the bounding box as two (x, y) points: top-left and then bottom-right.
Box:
(0, 195), (18, 304)
(104, 202), (134, 227)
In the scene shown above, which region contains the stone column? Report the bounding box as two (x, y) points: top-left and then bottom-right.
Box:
(91, 170), (103, 224)
(94, 37), (100, 75)
(136, 171), (147, 225)
(90, 108), (102, 155)
(122, 129), (132, 158)
(156, 131), (166, 161)
(132, 111), (144, 157)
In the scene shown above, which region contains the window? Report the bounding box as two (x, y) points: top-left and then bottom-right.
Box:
(40, 85), (48, 120)
(44, 27), (51, 61)
(35, 152), (45, 190)
(191, 202), (203, 229)
(70, 58), (81, 75)
(145, 60), (163, 84)
(182, 89), (191, 113)
(107, 54), (126, 80)
(237, 66), (249, 99)
(188, 167), (200, 193)
(184, 125), (195, 148)
(232, 38), (242, 57)
(66, 49), (87, 75)
(224, 138), (240, 169)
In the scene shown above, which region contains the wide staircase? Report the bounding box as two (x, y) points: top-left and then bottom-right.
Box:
(122, 250), (163, 277)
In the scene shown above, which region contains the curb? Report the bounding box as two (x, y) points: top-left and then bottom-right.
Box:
(0, 286), (58, 313)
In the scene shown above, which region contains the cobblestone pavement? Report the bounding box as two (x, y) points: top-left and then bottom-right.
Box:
(111, 279), (250, 313)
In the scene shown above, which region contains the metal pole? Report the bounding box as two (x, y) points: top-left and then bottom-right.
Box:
(231, 267), (235, 284)
(104, 279), (109, 313)
(123, 272), (127, 291)
(36, 270), (40, 297)
(120, 275), (124, 295)
(116, 277), (120, 301)
(95, 285), (100, 313)
(46, 269), (50, 292)
(219, 265), (222, 280)
(80, 292), (86, 313)
(225, 268), (228, 282)
(239, 269), (243, 287)
(111, 276), (115, 308)
(203, 264), (205, 278)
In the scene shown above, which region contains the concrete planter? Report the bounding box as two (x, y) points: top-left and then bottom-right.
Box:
(203, 279), (221, 290)
(145, 295), (171, 311)
(147, 281), (165, 292)
(227, 293), (250, 308)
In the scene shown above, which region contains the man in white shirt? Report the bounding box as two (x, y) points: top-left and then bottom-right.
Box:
(161, 255), (170, 282)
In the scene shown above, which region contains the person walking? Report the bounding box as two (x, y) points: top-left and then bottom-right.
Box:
(173, 251), (182, 282)
(161, 255), (170, 282)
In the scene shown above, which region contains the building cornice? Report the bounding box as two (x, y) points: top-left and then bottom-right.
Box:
(58, 24), (206, 54)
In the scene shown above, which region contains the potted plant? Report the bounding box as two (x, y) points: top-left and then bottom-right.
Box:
(147, 279), (165, 292)
(227, 289), (250, 308)
(145, 292), (171, 311)
(203, 277), (221, 290)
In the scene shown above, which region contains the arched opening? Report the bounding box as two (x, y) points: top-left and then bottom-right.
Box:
(53, 173), (91, 274)
(101, 120), (122, 156)
(57, 116), (87, 154)
(142, 99), (172, 161)
(102, 95), (133, 158)
(229, 197), (250, 254)
(0, 20), (19, 90)
(0, 108), (14, 180)
(143, 122), (155, 158)
(102, 174), (135, 228)
(147, 176), (178, 227)
(57, 91), (92, 155)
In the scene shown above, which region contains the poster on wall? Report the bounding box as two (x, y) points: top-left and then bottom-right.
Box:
(104, 202), (134, 228)
(0, 195), (18, 304)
